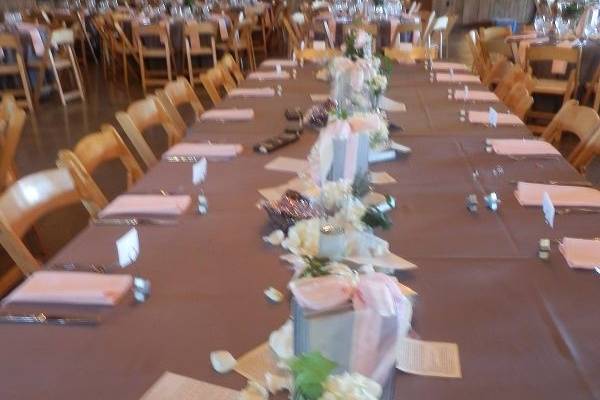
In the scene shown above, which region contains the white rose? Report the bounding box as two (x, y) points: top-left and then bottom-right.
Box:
(282, 218), (321, 256)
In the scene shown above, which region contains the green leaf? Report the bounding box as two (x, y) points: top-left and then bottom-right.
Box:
(288, 352), (337, 400)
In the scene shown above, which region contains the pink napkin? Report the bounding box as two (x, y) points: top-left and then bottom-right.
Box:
(247, 71), (290, 80)
(200, 108), (254, 121)
(99, 195), (192, 217)
(551, 41), (573, 75)
(559, 238), (600, 270)
(436, 73), (481, 83)
(432, 62), (469, 71)
(488, 139), (560, 156)
(261, 59), (297, 67)
(515, 182), (600, 207)
(468, 110), (524, 125)
(3, 271), (133, 306)
(16, 23), (45, 57)
(229, 87), (275, 97)
(454, 90), (499, 101)
(163, 143), (242, 158)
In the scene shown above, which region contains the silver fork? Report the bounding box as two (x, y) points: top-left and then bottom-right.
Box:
(556, 208), (600, 215)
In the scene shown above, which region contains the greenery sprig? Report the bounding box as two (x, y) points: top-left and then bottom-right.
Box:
(288, 352), (337, 400)
(299, 256), (332, 278)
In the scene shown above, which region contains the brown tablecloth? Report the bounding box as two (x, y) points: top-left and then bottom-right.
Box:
(0, 63), (599, 400)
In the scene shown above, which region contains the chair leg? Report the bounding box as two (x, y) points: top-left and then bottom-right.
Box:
(17, 56), (34, 112)
(123, 52), (129, 88)
(139, 54), (147, 95)
(49, 53), (66, 106)
(69, 47), (86, 102)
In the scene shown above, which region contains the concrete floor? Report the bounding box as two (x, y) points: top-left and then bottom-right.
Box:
(3, 28), (599, 287)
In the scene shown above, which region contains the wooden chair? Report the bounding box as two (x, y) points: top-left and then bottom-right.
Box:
(0, 168), (101, 286)
(431, 15), (457, 59)
(57, 124), (143, 211)
(281, 14), (301, 57)
(0, 33), (35, 112)
(569, 126), (600, 173)
(115, 95), (182, 168)
(541, 100), (600, 163)
(384, 46), (437, 62)
(156, 77), (205, 132)
(184, 21), (218, 88)
(110, 19), (141, 88)
(526, 45), (581, 121)
(219, 53), (244, 85)
(390, 22), (421, 48)
(219, 19), (257, 71)
(134, 23), (174, 95)
(420, 10), (436, 48)
(0, 95), (25, 192)
(295, 47), (341, 62)
(246, 6), (269, 57)
(504, 82), (534, 120)
(46, 28), (86, 106)
(582, 65), (600, 110)
(199, 66), (236, 105)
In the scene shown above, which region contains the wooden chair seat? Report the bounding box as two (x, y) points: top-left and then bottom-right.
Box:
(533, 78), (570, 95)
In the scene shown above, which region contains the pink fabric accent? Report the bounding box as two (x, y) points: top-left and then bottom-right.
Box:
(163, 143), (243, 158)
(559, 238), (600, 270)
(99, 195), (192, 218)
(3, 271), (133, 306)
(16, 23), (45, 57)
(454, 90), (499, 101)
(468, 110), (524, 125)
(436, 73), (481, 83)
(289, 275), (355, 310)
(515, 182), (600, 207)
(200, 108), (255, 121)
(488, 139), (560, 156)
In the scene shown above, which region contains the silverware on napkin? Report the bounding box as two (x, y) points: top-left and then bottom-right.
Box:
(556, 207), (600, 215)
(509, 180), (595, 187)
(164, 155), (204, 163)
(0, 313), (100, 325)
(92, 218), (177, 226)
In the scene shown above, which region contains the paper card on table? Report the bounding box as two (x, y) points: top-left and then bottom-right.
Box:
(378, 96), (406, 112)
(310, 94), (330, 102)
(488, 107), (498, 127)
(234, 343), (285, 387)
(487, 139), (561, 156)
(346, 252), (417, 271)
(265, 157), (309, 174)
(200, 108), (255, 121)
(396, 337), (462, 378)
(370, 171), (397, 185)
(559, 237), (600, 270)
(117, 227), (140, 268)
(454, 89), (499, 102)
(229, 87), (275, 97)
(436, 73), (480, 83)
(140, 371), (239, 400)
(542, 192), (555, 228)
(2, 271), (133, 306)
(313, 40), (326, 50)
(390, 141), (412, 154)
(515, 182), (600, 207)
(192, 158), (207, 185)
(431, 61), (469, 71)
(468, 110), (524, 126)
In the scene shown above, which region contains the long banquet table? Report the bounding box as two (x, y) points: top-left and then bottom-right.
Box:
(1, 61), (599, 399)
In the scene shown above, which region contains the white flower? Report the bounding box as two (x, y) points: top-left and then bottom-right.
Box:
(263, 230), (285, 245)
(334, 196), (367, 231)
(320, 180), (353, 210)
(268, 320), (294, 360)
(319, 372), (382, 400)
(354, 29), (371, 50)
(282, 218), (321, 256)
(291, 12), (305, 25)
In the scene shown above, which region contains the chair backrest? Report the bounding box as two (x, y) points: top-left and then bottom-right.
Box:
(57, 124), (143, 211)
(220, 53), (244, 84)
(391, 22), (421, 45)
(505, 82), (533, 120)
(200, 66), (233, 105)
(156, 77), (205, 131)
(50, 28), (74, 46)
(421, 10), (436, 44)
(495, 63), (523, 100)
(526, 45), (581, 80)
(569, 126), (600, 172)
(0, 168), (96, 275)
(134, 23), (170, 53)
(184, 21), (217, 52)
(479, 26), (512, 41)
(281, 14), (301, 51)
(115, 95), (182, 168)
(384, 46), (437, 62)
(541, 100), (600, 151)
(0, 95), (25, 192)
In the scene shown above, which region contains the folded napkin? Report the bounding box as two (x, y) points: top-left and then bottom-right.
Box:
(468, 110), (524, 125)
(431, 62), (469, 71)
(488, 139), (560, 156)
(515, 182), (600, 207)
(200, 108), (254, 121)
(99, 195), (192, 218)
(3, 271), (133, 306)
(261, 59), (297, 67)
(436, 73), (481, 83)
(247, 71), (290, 80)
(229, 88), (275, 97)
(559, 238), (600, 270)
(163, 143), (243, 158)
(454, 90), (499, 102)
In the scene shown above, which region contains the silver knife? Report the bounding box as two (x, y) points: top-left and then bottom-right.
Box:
(92, 218), (177, 226)
(164, 155), (202, 163)
(0, 313), (100, 325)
(509, 180), (595, 188)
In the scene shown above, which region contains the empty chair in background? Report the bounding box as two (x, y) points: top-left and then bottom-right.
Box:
(156, 77), (205, 132)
